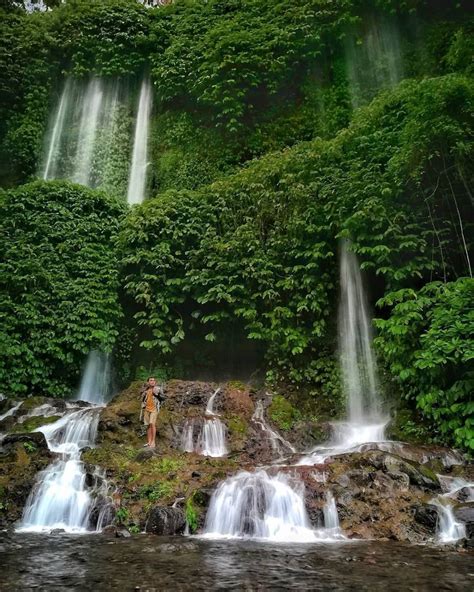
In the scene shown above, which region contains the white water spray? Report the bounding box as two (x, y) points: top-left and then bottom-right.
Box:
(432, 499), (466, 544)
(127, 78), (152, 205)
(202, 470), (343, 542)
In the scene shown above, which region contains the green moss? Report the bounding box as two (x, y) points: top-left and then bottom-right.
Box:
(226, 381), (247, 391)
(185, 497), (198, 533)
(12, 415), (60, 433)
(268, 395), (301, 432)
(228, 416), (247, 435)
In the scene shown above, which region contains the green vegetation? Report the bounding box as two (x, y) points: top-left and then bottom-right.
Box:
(0, 181), (126, 396)
(0, 1), (472, 451)
(185, 497), (198, 533)
(268, 395), (302, 432)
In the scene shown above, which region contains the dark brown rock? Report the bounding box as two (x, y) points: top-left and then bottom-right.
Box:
(145, 507), (186, 535)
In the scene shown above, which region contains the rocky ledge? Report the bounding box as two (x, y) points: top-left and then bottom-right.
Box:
(0, 380), (472, 548)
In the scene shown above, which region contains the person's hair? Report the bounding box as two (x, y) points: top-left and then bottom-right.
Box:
(147, 376), (156, 381)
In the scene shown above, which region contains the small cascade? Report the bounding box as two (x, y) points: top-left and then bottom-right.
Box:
(432, 499), (466, 544)
(252, 400), (296, 459)
(180, 388), (228, 457)
(202, 470), (343, 542)
(180, 416), (228, 458)
(180, 419), (196, 453)
(322, 492), (344, 538)
(127, 78), (153, 205)
(205, 388), (221, 415)
(18, 408), (102, 532)
(345, 14), (404, 108)
(0, 401), (22, 423)
(76, 351), (111, 405)
(17, 353), (112, 533)
(439, 475), (474, 502)
(198, 418), (228, 457)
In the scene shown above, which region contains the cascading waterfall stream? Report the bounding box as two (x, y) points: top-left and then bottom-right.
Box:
(17, 352), (111, 533)
(252, 400), (296, 459)
(298, 240), (388, 466)
(202, 470), (344, 542)
(345, 14), (403, 108)
(42, 78), (72, 181)
(73, 78), (104, 186)
(76, 351), (111, 405)
(127, 78), (153, 205)
(180, 389), (228, 457)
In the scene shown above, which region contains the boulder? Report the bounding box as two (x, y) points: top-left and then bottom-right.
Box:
(115, 528), (131, 538)
(145, 506), (186, 535)
(412, 503), (438, 531)
(1, 431), (49, 451)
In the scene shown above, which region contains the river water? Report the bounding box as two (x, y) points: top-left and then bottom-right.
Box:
(0, 534), (472, 591)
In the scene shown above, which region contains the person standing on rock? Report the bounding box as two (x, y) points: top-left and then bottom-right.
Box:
(140, 377), (165, 449)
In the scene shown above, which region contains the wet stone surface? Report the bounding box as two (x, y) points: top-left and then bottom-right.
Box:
(0, 533), (473, 591)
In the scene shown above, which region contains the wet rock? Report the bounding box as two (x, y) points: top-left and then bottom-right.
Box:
(115, 528), (131, 538)
(135, 448), (157, 462)
(453, 503), (474, 526)
(382, 454), (439, 490)
(1, 432), (48, 451)
(145, 507), (186, 535)
(101, 525), (117, 536)
(50, 528), (65, 534)
(192, 488), (213, 507)
(412, 503), (438, 531)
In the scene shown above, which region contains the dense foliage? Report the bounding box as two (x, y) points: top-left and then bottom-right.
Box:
(120, 75), (473, 445)
(0, 182), (125, 396)
(0, 0), (472, 449)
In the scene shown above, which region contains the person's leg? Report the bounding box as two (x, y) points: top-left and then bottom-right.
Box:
(147, 423), (153, 447)
(150, 421), (156, 447)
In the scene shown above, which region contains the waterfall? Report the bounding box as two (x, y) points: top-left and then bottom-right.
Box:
(345, 14), (403, 108)
(297, 241), (387, 465)
(432, 499), (466, 544)
(180, 388), (227, 457)
(17, 408), (102, 532)
(127, 78), (152, 205)
(40, 76), (133, 196)
(339, 240), (381, 424)
(180, 417), (228, 458)
(0, 401), (22, 423)
(73, 78), (104, 186)
(76, 351), (111, 405)
(252, 400), (296, 458)
(180, 419), (195, 453)
(322, 492), (343, 537)
(42, 79), (72, 180)
(198, 418), (228, 457)
(17, 353), (112, 533)
(202, 470), (343, 542)
(205, 388), (221, 415)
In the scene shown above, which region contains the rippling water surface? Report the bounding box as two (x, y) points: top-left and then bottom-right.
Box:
(0, 533), (473, 591)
